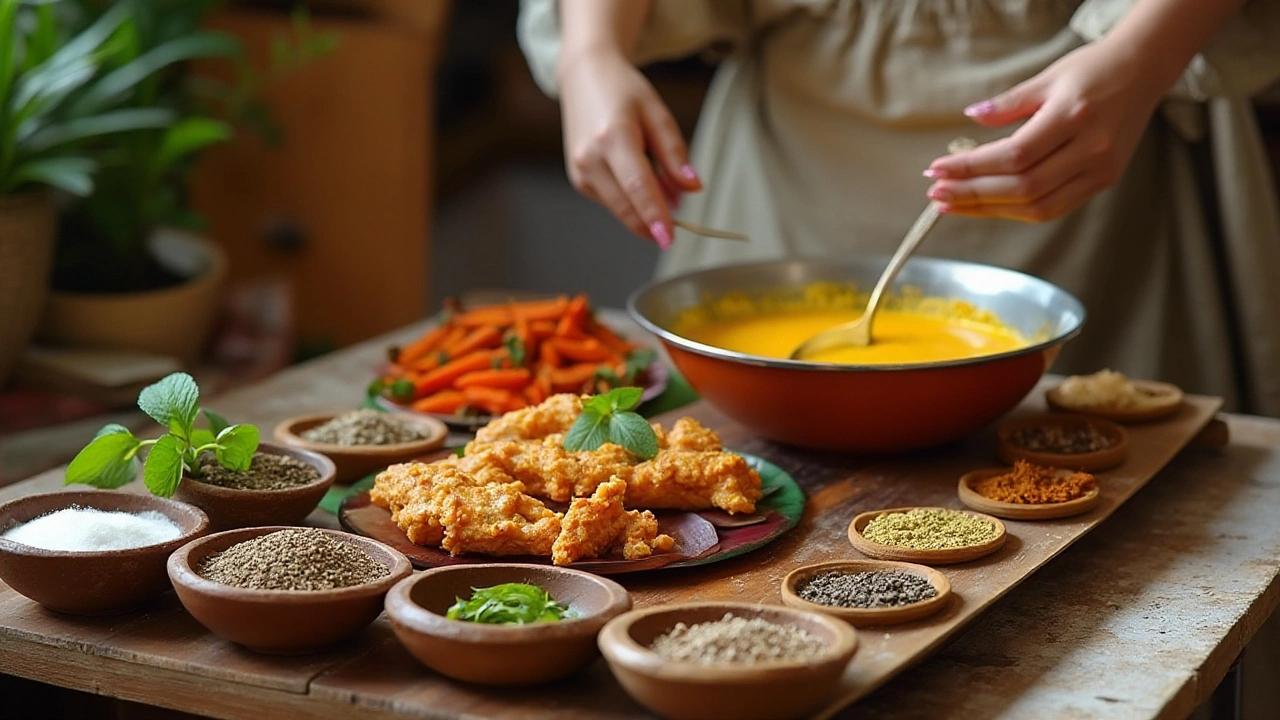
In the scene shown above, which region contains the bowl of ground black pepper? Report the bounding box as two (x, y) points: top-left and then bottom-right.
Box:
(996, 413), (1129, 471)
(780, 559), (952, 626)
(274, 410), (448, 483)
(168, 526), (411, 654)
(173, 442), (335, 530)
(958, 461), (1101, 520)
(848, 506), (1007, 564)
(599, 601), (857, 720)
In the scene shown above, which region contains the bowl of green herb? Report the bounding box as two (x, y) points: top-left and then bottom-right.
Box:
(384, 563), (632, 685)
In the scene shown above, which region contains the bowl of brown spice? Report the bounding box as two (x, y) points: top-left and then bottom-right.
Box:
(173, 442), (336, 531)
(598, 601), (857, 720)
(274, 410), (448, 484)
(958, 461), (1100, 520)
(168, 526), (411, 654)
(996, 414), (1128, 471)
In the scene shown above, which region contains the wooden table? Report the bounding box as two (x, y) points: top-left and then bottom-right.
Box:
(3, 318), (1280, 720)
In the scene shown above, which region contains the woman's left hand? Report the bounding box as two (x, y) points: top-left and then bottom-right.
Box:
(923, 37), (1169, 222)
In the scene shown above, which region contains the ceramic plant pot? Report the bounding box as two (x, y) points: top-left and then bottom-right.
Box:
(0, 192), (55, 388)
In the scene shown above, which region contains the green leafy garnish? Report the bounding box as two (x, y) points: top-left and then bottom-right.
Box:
(446, 583), (571, 625)
(503, 335), (527, 368)
(564, 387), (658, 459)
(623, 348), (656, 383)
(65, 372), (261, 498)
(390, 378), (415, 401)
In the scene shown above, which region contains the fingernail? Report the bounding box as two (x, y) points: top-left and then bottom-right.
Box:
(650, 221), (672, 249)
(935, 203), (953, 214)
(927, 188), (951, 202)
(964, 100), (995, 117)
(923, 168), (946, 179)
(681, 164), (700, 182)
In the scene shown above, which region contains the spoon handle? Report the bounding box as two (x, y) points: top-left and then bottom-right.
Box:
(859, 202), (943, 334)
(673, 220), (749, 242)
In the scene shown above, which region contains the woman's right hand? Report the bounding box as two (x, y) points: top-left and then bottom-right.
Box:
(557, 48), (702, 248)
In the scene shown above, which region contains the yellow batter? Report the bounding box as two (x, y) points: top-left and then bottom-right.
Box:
(679, 308), (1026, 365)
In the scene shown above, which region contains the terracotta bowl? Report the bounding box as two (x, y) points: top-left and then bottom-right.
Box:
(385, 563), (632, 685)
(780, 559), (953, 627)
(168, 526), (411, 654)
(273, 411), (448, 484)
(0, 490), (208, 615)
(628, 257), (1085, 452)
(599, 601), (857, 720)
(173, 441), (336, 531)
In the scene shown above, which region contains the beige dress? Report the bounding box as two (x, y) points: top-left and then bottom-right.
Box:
(519, 0), (1280, 415)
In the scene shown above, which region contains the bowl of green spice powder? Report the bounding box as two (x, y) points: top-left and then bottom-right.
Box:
(848, 506), (1007, 564)
(168, 526), (411, 654)
(599, 601), (857, 720)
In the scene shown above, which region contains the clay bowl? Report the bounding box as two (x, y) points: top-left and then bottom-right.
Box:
(599, 601), (857, 720)
(385, 563), (632, 685)
(173, 441), (335, 531)
(995, 414), (1129, 471)
(273, 411), (448, 484)
(628, 257), (1085, 452)
(1045, 378), (1185, 423)
(168, 526), (411, 654)
(958, 467), (1101, 520)
(848, 506), (1007, 564)
(0, 490), (208, 615)
(780, 559), (952, 627)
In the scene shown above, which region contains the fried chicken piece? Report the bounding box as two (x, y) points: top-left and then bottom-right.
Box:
(457, 438), (635, 502)
(473, 393), (582, 443)
(552, 477), (675, 565)
(370, 463), (485, 546)
(663, 416), (722, 452)
(437, 483), (563, 557)
(628, 451), (762, 515)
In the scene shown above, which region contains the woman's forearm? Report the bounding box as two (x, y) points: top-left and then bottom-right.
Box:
(1105, 0), (1249, 90)
(558, 0), (652, 70)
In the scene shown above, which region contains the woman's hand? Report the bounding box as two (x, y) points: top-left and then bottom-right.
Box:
(557, 48), (701, 247)
(923, 38), (1169, 223)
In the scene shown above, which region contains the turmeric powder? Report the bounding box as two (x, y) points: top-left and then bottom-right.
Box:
(972, 460), (1096, 504)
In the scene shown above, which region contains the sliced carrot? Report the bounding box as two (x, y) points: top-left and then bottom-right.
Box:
(555, 294), (590, 337)
(462, 386), (525, 415)
(395, 323), (451, 367)
(445, 325), (502, 357)
(512, 295), (570, 322)
(413, 351), (498, 398)
(455, 368), (532, 390)
(550, 363), (600, 391)
(529, 320), (557, 340)
(408, 351), (446, 373)
(412, 390), (466, 414)
(539, 341), (562, 368)
(523, 383), (546, 405)
(588, 320), (635, 356)
(548, 337), (613, 363)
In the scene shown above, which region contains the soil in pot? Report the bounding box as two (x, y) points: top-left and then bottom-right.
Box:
(193, 453), (320, 491)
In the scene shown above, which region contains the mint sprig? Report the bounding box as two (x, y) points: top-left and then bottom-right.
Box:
(65, 372), (261, 498)
(563, 387), (658, 459)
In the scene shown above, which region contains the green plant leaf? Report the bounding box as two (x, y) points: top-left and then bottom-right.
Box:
(143, 433), (185, 497)
(137, 372), (199, 436)
(65, 428), (140, 488)
(563, 411), (610, 453)
(624, 348), (656, 382)
(203, 409), (230, 436)
(26, 107), (175, 153)
(71, 31), (240, 116)
(605, 386), (644, 413)
(153, 117), (230, 175)
(580, 393), (613, 416)
(190, 428), (215, 447)
(4, 156), (96, 196)
(609, 412), (659, 460)
(0, 1), (20, 116)
(214, 424), (259, 472)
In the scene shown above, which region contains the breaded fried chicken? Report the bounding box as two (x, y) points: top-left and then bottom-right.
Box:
(552, 476), (675, 565)
(473, 393), (582, 443)
(438, 483), (562, 557)
(370, 463), (485, 545)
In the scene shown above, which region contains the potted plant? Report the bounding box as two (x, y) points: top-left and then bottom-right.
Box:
(0, 0), (192, 386)
(67, 371), (335, 530)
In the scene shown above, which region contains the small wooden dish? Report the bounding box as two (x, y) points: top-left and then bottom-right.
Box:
(1046, 379), (1184, 423)
(847, 507), (1006, 564)
(957, 467), (1101, 520)
(274, 412), (448, 484)
(598, 601), (857, 720)
(996, 414), (1129, 471)
(780, 560), (951, 626)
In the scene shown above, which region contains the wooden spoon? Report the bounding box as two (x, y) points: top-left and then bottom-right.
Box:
(789, 138), (977, 360)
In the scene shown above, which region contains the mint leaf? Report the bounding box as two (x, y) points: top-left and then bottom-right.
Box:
(624, 348), (656, 383)
(204, 409), (230, 436)
(606, 386), (644, 413)
(137, 372), (199, 438)
(367, 377), (387, 397)
(391, 379), (415, 401)
(94, 423), (133, 439)
(143, 434), (186, 497)
(564, 411), (610, 452)
(609, 412), (658, 459)
(215, 424), (259, 472)
(504, 335), (526, 367)
(66, 430), (140, 488)
(190, 429), (216, 447)
(580, 393), (613, 416)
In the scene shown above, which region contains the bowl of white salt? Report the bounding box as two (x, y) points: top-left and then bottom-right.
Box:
(0, 490), (208, 615)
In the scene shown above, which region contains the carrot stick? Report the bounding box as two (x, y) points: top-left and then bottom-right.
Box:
(550, 363), (600, 391)
(455, 368), (532, 390)
(413, 351), (498, 398)
(529, 320), (557, 340)
(588, 321), (635, 356)
(555, 294), (590, 337)
(462, 386), (525, 415)
(539, 341), (562, 368)
(412, 390), (466, 414)
(511, 296), (570, 322)
(408, 352), (446, 373)
(523, 383), (546, 405)
(445, 325), (502, 357)
(395, 323), (451, 367)
(548, 337), (613, 363)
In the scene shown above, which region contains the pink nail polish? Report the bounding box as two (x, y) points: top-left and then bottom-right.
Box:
(650, 221), (672, 249)
(681, 164), (700, 182)
(928, 189), (950, 202)
(964, 100), (995, 118)
(923, 168), (946, 179)
(936, 203), (954, 214)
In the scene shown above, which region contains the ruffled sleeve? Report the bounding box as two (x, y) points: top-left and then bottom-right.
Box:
(1071, 0), (1280, 100)
(517, 0), (749, 98)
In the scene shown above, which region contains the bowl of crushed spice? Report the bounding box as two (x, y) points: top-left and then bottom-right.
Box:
(848, 506), (1007, 565)
(0, 490), (209, 615)
(599, 601), (857, 720)
(274, 410), (448, 484)
(958, 461), (1100, 520)
(168, 526), (411, 654)
(172, 441), (335, 530)
(1046, 369), (1184, 423)
(780, 559), (952, 627)
(996, 414), (1129, 472)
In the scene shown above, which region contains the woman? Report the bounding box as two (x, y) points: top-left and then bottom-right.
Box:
(519, 0), (1280, 415)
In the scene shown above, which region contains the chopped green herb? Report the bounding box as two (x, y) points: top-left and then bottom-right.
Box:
(446, 583), (571, 625)
(504, 335), (527, 367)
(390, 379), (415, 401)
(563, 387), (658, 459)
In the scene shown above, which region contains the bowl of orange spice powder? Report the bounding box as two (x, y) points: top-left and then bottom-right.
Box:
(957, 460), (1100, 520)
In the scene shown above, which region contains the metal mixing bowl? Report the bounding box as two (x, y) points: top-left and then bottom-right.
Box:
(628, 257), (1085, 452)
